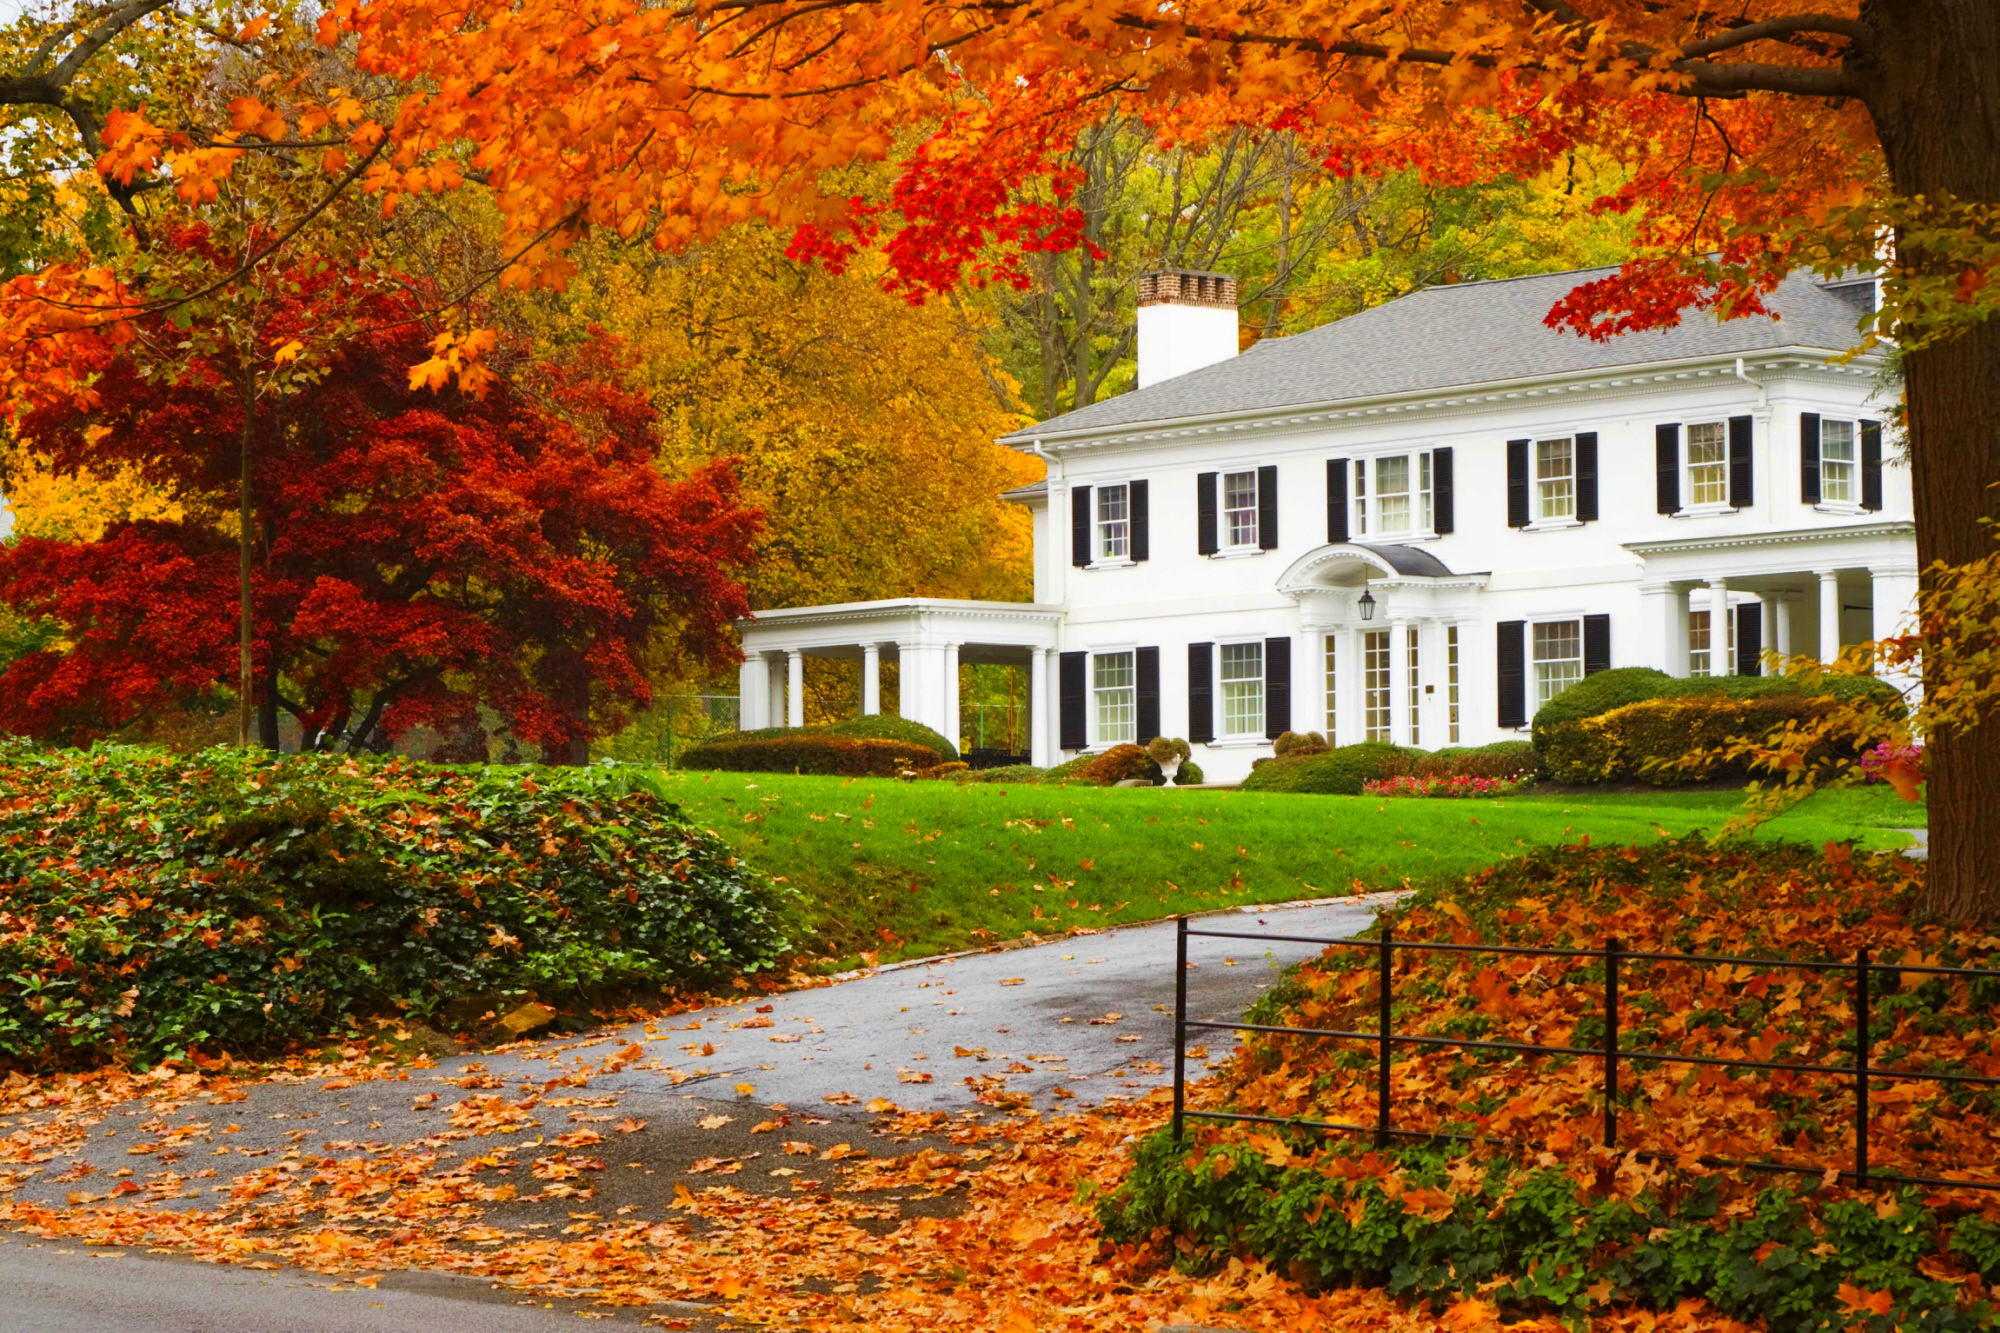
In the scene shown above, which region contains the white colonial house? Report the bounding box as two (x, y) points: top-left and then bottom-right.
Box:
(736, 265), (1913, 784)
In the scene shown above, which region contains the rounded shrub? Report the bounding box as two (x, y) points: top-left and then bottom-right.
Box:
(966, 763), (1045, 784)
(1077, 743), (1162, 785)
(698, 714), (957, 765)
(678, 733), (940, 776)
(1174, 760), (1205, 786)
(1241, 741), (1414, 795)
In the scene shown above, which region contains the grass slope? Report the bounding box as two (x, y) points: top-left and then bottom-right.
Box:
(659, 772), (1924, 967)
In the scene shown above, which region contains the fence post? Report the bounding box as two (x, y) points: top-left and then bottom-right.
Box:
(1376, 925), (1394, 1148)
(1172, 915), (1188, 1144)
(1855, 947), (1870, 1188)
(1603, 937), (1621, 1150)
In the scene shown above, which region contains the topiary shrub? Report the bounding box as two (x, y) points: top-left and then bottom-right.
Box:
(1146, 736), (1192, 765)
(1272, 730), (1330, 758)
(1579, 694), (1845, 785)
(0, 746), (791, 1065)
(1173, 760), (1204, 786)
(1240, 741), (1415, 795)
(678, 734), (940, 776)
(696, 714), (957, 764)
(1077, 743), (1162, 786)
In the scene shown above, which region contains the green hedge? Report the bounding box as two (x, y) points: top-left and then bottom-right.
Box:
(678, 734), (941, 776)
(1240, 741), (1416, 795)
(702, 714), (957, 763)
(1535, 670), (1899, 783)
(0, 746), (789, 1065)
(1575, 694), (1847, 785)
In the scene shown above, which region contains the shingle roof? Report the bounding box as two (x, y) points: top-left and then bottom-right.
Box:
(1001, 267), (1873, 443)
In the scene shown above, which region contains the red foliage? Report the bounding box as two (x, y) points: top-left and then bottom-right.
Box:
(0, 255), (760, 761)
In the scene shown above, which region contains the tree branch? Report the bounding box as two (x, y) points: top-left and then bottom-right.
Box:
(1676, 14), (1874, 60)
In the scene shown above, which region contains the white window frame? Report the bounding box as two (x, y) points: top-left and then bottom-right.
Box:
(1361, 628), (1392, 743)
(1530, 618), (1584, 709)
(1220, 468), (1261, 551)
(1687, 609), (1735, 678)
(1682, 420), (1732, 513)
(1405, 623), (1423, 748)
(1532, 436), (1578, 525)
(1094, 481), (1132, 564)
(1217, 640), (1265, 739)
(1819, 417), (1860, 509)
(1322, 633), (1338, 743)
(1445, 625), (1461, 745)
(1091, 649), (1137, 746)
(1353, 451), (1435, 540)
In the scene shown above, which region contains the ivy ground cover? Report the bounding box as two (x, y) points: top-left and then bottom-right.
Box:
(0, 746), (789, 1065)
(1103, 839), (2000, 1331)
(663, 771), (1924, 968)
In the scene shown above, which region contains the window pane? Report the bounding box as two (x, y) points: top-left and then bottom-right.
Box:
(1375, 456), (1410, 532)
(1362, 630), (1391, 742)
(1418, 452), (1433, 531)
(1323, 635), (1338, 741)
(1220, 642), (1264, 736)
(1688, 609), (1710, 677)
(1093, 651), (1135, 744)
(1445, 625), (1460, 744)
(1821, 419), (1855, 503)
(1406, 624), (1422, 748)
(1096, 483), (1128, 560)
(1686, 422), (1728, 507)
(1223, 471), (1259, 546)
(1531, 619), (1582, 707)
(1353, 459), (1368, 536)
(1536, 438), (1574, 520)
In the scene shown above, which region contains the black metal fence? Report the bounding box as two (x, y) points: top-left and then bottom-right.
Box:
(1170, 917), (2000, 1194)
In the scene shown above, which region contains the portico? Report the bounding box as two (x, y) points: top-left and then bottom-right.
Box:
(735, 598), (1065, 764)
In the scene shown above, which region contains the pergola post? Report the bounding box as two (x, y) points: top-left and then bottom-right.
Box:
(785, 650), (805, 729)
(1030, 648), (1052, 767)
(862, 643), (881, 716)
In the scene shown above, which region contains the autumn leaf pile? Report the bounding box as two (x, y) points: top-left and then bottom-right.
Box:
(1103, 838), (2000, 1330)
(0, 745), (789, 1064)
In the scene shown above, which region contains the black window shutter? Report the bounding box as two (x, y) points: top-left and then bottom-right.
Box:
(1432, 447), (1454, 534)
(1735, 603), (1764, 677)
(1655, 423), (1681, 514)
(1506, 439), (1530, 527)
(1263, 636), (1291, 740)
(1575, 432), (1599, 522)
(1256, 465), (1279, 550)
(1326, 460), (1349, 543)
(1130, 480), (1150, 561)
(1582, 613), (1611, 676)
(1058, 651), (1087, 750)
(1496, 621), (1527, 729)
(1800, 413), (1822, 505)
(1728, 415), (1754, 508)
(1187, 643), (1215, 744)
(1133, 646), (1160, 743)
(1196, 473), (1219, 555)
(1860, 420), (1884, 510)
(1070, 485), (1093, 567)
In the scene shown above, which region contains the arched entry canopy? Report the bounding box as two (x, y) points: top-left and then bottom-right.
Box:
(1276, 542), (1487, 627)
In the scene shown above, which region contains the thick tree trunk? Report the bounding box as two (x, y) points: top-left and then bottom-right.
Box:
(1862, 0), (2000, 923)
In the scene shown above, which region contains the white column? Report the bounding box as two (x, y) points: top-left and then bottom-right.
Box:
(1639, 583), (1675, 675)
(785, 650), (806, 728)
(767, 655), (786, 729)
(1042, 648), (1062, 757)
(1816, 568), (1843, 662)
(1668, 584), (1691, 677)
(1758, 597), (1777, 676)
(738, 654), (771, 730)
(1040, 644), (1056, 764)
(900, 643), (950, 738)
(942, 642), (961, 753)
(1707, 579), (1733, 676)
(862, 644), (881, 716)
(1774, 595), (1795, 660)
(1870, 563), (1922, 702)
(1386, 620), (1412, 747)
(1335, 625), (1362, 746)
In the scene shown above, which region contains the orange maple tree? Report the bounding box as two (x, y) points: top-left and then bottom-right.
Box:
(4, 1), (1999, 918)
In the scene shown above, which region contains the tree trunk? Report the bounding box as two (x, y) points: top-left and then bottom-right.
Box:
(1862, 0), (2000, 923)
(236, 371), (257, 751)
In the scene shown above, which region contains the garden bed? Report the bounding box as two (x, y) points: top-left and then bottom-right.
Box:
(1100, 839), (1999, 1331)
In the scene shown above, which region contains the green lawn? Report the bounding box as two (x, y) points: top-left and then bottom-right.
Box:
(659, 772), (1925, 967)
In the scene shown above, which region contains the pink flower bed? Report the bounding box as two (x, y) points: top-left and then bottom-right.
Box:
(1362, 774), (1527, 799)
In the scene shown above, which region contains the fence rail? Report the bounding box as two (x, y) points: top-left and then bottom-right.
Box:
(1170, 918), (2000, 1194)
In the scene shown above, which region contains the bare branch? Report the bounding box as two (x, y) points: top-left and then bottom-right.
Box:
(1677, 13), (1874, 60)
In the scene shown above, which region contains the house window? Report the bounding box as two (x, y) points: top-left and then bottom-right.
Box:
(1095, 484), (1130, 561)
(1534, 437), (1576, 521)
(1820, 419), (1857, 504)
(1686, 422), (1728, 507)
(1093, 651), (1135, 744)
(1362, 629), (1392, 742)
(1687, 609), (1734, 678)
(1531, 620), (1583, 708)
(1445, 626), (1461, 744)
(1219, 642), (1265, 737)
(1406, 624), (1422, 747)
(1323, 634), (1338, 742)
(1222, 470), (1260, 548)
(1354, 453), (1433, 537)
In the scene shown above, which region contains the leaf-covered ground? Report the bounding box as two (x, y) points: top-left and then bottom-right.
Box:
(663, 771), (1925, 967)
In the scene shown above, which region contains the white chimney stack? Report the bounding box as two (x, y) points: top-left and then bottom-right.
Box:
(1135, 269), (1239, 389)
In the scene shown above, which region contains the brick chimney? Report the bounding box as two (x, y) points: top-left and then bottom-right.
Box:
(1135, 270), (1239, 389)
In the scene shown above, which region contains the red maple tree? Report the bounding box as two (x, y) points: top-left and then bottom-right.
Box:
(0, 260), (760, 762)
